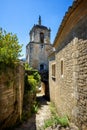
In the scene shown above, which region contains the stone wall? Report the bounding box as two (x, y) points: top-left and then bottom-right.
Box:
(28, 43), (50, 70)
(30, 27), (50, 44)
(49, 37), (78, 120)
(0, 64), (24, 129)
(76, 40), (87, 130)
(49, 0), (87, 129)
(26, 42), (52, 71)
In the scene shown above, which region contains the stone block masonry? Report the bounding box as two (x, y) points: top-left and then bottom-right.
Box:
(77, 39), (87, 130)
(49, 0), (87, 129)
(0, 64), (24, 129)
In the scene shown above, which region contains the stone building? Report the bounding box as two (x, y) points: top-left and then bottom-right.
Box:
(26, 16), (52, 71)
(49, 0), (87, 130)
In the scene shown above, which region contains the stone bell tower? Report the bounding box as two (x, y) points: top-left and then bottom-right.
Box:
(26, 16), (52, 71)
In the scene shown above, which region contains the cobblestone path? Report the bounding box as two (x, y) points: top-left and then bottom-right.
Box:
(14, 93), (79, 130)
(15, 94), (51, 130)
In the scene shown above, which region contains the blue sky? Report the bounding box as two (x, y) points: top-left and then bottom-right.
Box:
(0, 0), (73, 58)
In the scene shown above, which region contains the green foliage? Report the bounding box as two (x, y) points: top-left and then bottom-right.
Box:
(24, 63), (41, 84)
(43, 103), (69, 129)
(24, 63), (41, 93)
(23, 64), (41, 122)
(58, 116), (69, 127)
(0, 28), (22, 65)
(24, 63), (32, 70)
(24, 73), (32, 92)
(28, 75), (37, 93)
(44, 118), (54, 128)
(31, 101), (39, 114)
(50, 102), (57, 115)
(44, 116), (69, 129)
(24, 73), (40, 93)
(33, 71), (41, 85)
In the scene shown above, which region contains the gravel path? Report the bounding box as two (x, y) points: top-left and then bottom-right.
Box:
(15, 94), (51, 130)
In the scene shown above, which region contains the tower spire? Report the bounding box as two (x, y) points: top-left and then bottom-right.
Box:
(38, 15), (41, 25)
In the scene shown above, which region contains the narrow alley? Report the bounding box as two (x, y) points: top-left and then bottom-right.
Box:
(14, 93), (79, 130)
(14, 93), (51, 130)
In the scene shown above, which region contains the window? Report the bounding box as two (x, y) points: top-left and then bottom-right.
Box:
(52, 64), (56, 81)
(40, 64), (44, 71)
(40, 32), (44, 43)
(52, 64), (55, 77)
(61, 60), (64, 77)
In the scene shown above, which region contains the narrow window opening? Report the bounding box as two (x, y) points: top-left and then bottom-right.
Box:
(61, 60), (63, 77)
(52, 64), (56, 81)
(40, 64), (44, 71)
(40, 32), (44, 43)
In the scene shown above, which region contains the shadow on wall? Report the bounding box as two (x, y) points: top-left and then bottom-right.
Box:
(56, 15), (87, 53)
(39, 70), (50, 101)
(0, 64), (24, 129)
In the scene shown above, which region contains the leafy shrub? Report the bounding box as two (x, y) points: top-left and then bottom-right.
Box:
(28, 75), (37, 93)
(24, 73), (31, 92)
(33, 71), (41, 85)
(24, 63), (41, 93)
(23, 63), (41, 121)
(24, 63), (32, 70)
(0, 28), (22, 65)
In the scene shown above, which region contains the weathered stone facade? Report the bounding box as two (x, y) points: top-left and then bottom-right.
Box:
(26, 16), (52, 71)
(49, 0), (87, 130)
(0, 64), (24, 129)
